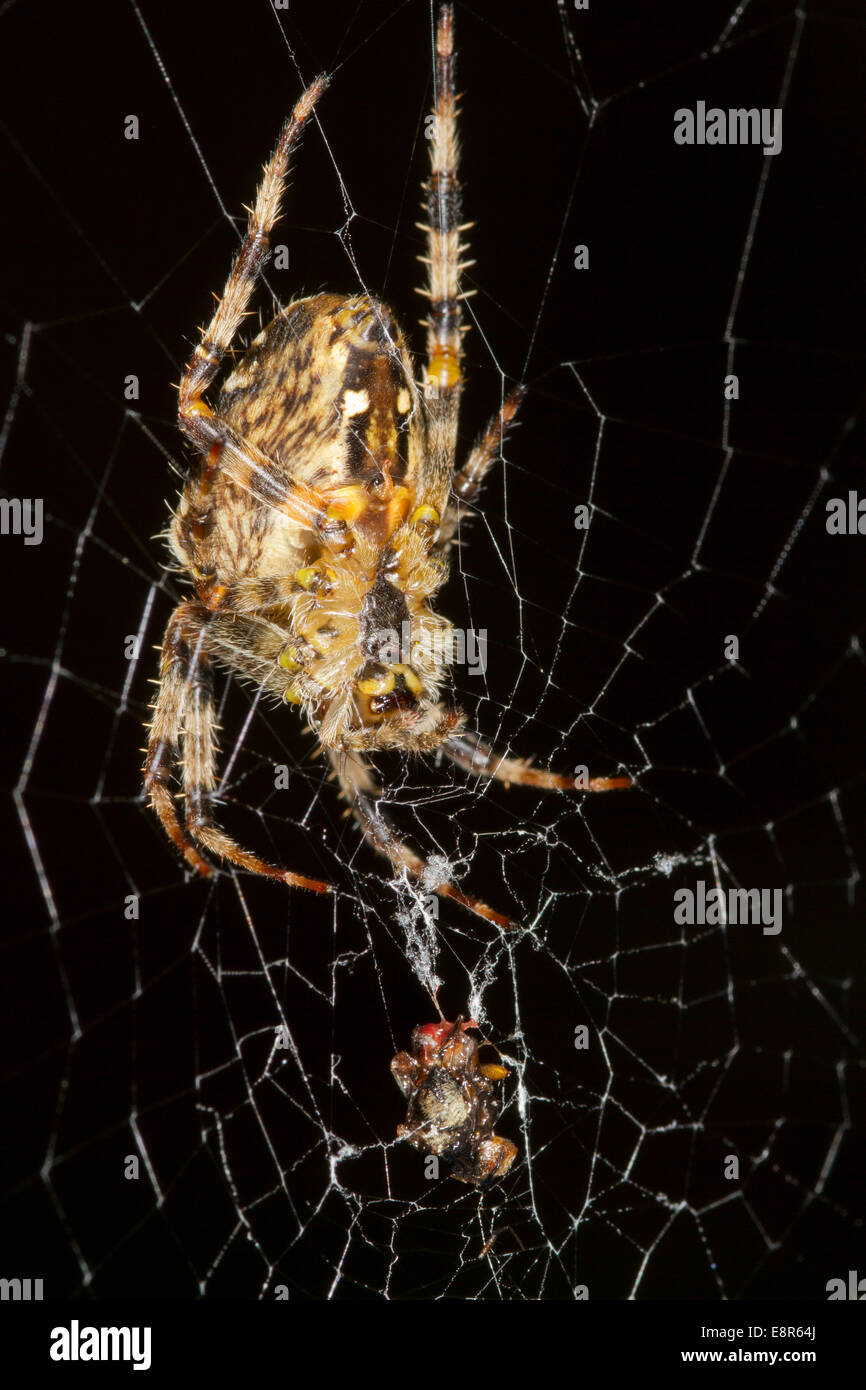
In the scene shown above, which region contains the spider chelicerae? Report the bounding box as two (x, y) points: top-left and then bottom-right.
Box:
(144, 4), (629, 930)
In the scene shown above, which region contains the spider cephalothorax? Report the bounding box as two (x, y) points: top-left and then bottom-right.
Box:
(172, 292), (461, 755)
(144, 6), (629, 929)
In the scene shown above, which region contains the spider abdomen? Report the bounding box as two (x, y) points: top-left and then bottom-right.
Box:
(219, 293), (423, 499)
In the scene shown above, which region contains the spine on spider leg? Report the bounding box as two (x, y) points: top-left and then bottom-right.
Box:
(418, 5), (471, 507)
(452, 384), (527, 508)
(425, 6), (464, 386)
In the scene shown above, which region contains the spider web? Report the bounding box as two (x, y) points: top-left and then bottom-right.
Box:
(3, 0), (865, 1302)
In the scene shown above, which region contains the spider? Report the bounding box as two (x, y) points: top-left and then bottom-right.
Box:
(391, 1017), (517, 1186)
(144, 5), (629, 931)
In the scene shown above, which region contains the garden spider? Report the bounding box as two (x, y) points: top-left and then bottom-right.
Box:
(144, 5), (629, 931)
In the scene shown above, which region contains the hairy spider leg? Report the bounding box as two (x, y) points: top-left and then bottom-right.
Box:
(417, 13), (525, 533)
(149, 7), (629, 919)
(145, 602), (330, 893)
(438, 385), (526, 547)
(452, 385), (525, 507)
(328, 747), (520, 930)
(416, 4), (468, 517)
(176, 77), (344, 556)
(443, 731), (632, 793)
(178, 76), (328, 427)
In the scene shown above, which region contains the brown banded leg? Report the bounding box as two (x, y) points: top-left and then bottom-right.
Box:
(443, 731), (631, 793)
(192, 574), (293, 617)
(416, 4), (468, 515)
(178, 420), (329, 541)
(178, 75), (328, 429)
(173, 75), (342, 555)
(328, 748), (521, 930)
(452, 385), (526, 508)
(145, 601), (330, 893)
(144, 602), (214, 878)
(439, 385), (526, 545)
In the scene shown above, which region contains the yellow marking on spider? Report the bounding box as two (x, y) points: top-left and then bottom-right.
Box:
(308, 625), (339, 656)
(386, 486), (412, 533)
(325, 487), (368, 525)
(357, 670), (396, 697)
(278, 647), (303, 671)
(427, 346), (461, 391)
(391, 663), (423, 696)
(295, 563), (337, 592)
(342, 389), (370, 417)
(409, 504), (440, 530)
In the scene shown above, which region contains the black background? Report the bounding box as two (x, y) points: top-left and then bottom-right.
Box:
(2, 0), (865, 1302)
